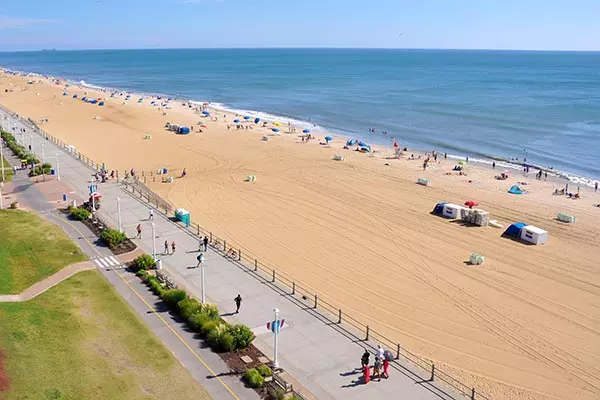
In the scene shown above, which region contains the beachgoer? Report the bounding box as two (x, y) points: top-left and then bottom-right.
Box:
(596, 182), (598, 192)
(466, 157), (469, 163)
(444, 152), (447, 159)
(181, 168), (187, 177)
(148, 208), (154, 220)
(382, 358), (390, 379)
(492, 161), (496, 169)
(164, 240), (169, 254)
(377, 345), (385, 360)
(544, 172), (547, 180)
(171, 241), (176, 254)
(373, 357), (382, 381)
(361, 349), (370, 368)
(234, 294), (242, 313)
(203, 236), (209, 251)
(136, 224), (142, 238)
(196, 252), (205, 267)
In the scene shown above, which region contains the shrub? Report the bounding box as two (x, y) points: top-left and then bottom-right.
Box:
(243, 368), (265, 388)
(162, 289), (187, 308)
(135, 269), (149, 279)
(267, 389), (285, 400)
(41, 162), (52, 169)
(100, 228), (126, 249)
(202, 303), (220, 320)
(146, 276), (166, 297)
(187, 312), (211, 332)
(206, 323), (229, 349)
(230, 324), (255, 350)
(199, 319), (219, 338)
(70, 207), (91, 221)
(177, 298), (202, 320)
(257, 364), (272, 378)
(131, 254), (156, 272)
(218, 332), (235, 352)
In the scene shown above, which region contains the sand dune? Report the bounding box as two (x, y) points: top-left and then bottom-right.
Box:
(1, 72), (599, 400)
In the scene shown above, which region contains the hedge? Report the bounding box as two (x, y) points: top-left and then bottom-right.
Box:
(69, 207), (91, 221)
(257, 364), (272, 378)
(0, 130), (40, 164)
(131, 254), (156, 272)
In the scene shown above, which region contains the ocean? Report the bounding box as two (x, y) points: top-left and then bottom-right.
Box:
(1, 48), (599, 181)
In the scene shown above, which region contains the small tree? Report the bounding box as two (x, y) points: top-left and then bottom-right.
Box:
(70, 207), (91, 221)
(230, 324), (255, 349)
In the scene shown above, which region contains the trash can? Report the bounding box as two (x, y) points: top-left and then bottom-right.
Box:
(50, 169), (55, 175)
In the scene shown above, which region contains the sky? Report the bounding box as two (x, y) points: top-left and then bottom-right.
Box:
(0, 0), (599, 51)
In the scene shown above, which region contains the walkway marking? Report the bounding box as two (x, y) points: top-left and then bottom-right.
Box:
(47, 213), (241, 400)
(92, 256), (124, 269)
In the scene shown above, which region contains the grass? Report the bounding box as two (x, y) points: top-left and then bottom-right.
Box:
(0, 270), (212, 400)
(0, 156), (12, 182)
(0, 210), (87, 294)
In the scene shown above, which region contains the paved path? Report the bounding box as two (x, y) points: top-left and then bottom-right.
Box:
(0, 261), (96, 302)
(0, 107), (469, 400)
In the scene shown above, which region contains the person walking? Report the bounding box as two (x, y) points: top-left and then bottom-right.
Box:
(203, 235), (209, 251)
(196, 252), (205, 267)
(373, 357), (382, 381)
(148, 208), (154, 220)
(361, 349), (370, 369)
(596, 182), (598, 192)
(234, 294), (242, 313)
(164, 240), (169, 255)
(382, 358), (390, 379)
(136, 224), (142, 239)
(376, 345), (385, 360)
(171, 241), (176, 254)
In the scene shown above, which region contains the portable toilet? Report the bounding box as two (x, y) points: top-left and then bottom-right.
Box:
(442, 203), (464, 219)
(174, 208), (191, 227)
(520, 225), (548, 245)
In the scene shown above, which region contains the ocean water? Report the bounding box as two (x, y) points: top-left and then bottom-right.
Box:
(1, 48), (599, 180)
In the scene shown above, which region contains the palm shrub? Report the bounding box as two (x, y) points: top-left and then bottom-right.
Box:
(131, 254), (156, 271)
(230, 324), (255, 350)
(100, 228), (126, 249)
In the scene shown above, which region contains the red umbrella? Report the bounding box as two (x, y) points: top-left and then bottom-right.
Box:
(464, 200), (478, 209)
(90, 192), (102, 199)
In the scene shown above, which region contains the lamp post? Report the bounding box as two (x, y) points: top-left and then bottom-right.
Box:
(201, 258), (206, 303)
(151, 222), (156, 260)
(273, 308), (280, 369)
(117, 197), (122, 232)
(29, 134), (33, 151)
(41, 143), (45, 165)
(56, 153), (60, 180)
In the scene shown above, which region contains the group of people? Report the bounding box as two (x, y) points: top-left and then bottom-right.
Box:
(360, 345), (390, 382)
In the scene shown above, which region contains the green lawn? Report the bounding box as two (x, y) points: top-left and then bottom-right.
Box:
(0, 210), (86, 294)
(0, 269), (212, 400)
(0, 156), (12, 182)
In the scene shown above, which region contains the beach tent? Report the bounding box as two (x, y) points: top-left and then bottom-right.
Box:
(244, 116), (251, 120)
(63, 92), (68, 96)
(360, 145), (372, 152)
(254, 118), (260, 124)
(233, 119), (240, 123)
(520, 225), (548, 245)
(98, 101), (105, 106)
(73, 94), (78, 99)
(177, 126), (191, 134)
(442, 203), (464, 219)
(432, 201), (447, 215)
(508, 185), (524, 195)
(346, 139), (357, 146)
(503, 222), (527, 238)
(90, 99), (98, 104)
(202, 111), (210, 116)
(81, 96), (87, 101)
(325, 136), (333, 142)
(303, 129), (311, 134)
(358, 141), (368, 147)
(272, 128), (280, 133)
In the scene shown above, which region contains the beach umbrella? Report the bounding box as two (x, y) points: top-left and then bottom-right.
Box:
(72, 94), (78, 98)
(244, 116), (251, 120)
(273, 122), (282, 126)
(303, 129), (311, 134)
(464, 200), (479, 209)
(233, 119), (240, 123)
(272, 128), (280, 133)
(504, 169), (510, 174)
(358, 141), (368, 147)
(90, 192), (102, 199)
(347, 139), (357, 146)
(254, 117), (260, 124)
(383, 350), (395, 361)
(202, 111), (210, 116)
(325, 136), (333, 142)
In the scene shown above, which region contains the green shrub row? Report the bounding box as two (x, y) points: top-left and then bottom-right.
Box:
(137, 264), (255, 354)
(100, 228), (127, 249)
(69, 206), (91, 221)
(243, 368), (265, 388)
(28, 163), (52, 177)
(0, 130), (41, 165)
(131, 254), (156, 272)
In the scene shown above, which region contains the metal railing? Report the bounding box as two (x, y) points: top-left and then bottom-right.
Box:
(1, 105), (490, 400)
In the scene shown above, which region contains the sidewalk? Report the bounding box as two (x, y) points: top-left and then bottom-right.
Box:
(2, 108), (464, 400)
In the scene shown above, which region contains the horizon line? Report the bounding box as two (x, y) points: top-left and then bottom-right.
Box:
(1, 46), (600, 54)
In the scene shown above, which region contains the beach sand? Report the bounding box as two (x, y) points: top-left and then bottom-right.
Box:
(1, 72), (599, 400)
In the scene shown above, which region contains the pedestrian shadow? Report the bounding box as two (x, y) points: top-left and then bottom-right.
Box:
(206, 371), (241, 379)
(339, 368), (361, 377)
(186, 265), (199, 270)
(220, 312), (236, 317)
(341, 377), (364, 388)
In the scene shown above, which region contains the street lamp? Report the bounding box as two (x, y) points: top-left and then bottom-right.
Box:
(273, 308), (280, 369)
(201, 258), (206, 303)
(151, 222), (156, 260)
(41, 143), (45, 165)
(55, 153), (60, 180)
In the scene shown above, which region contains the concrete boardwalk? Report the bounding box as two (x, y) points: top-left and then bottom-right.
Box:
(1, 109), (466, 400)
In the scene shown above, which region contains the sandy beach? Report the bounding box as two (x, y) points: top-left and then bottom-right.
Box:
(1, 71), (599, 400)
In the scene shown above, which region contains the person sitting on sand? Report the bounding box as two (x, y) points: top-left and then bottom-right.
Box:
(181, 168), (187, 178)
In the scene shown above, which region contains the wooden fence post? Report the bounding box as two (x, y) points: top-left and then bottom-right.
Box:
(272, 269), (275, 283)
(430, 364), (435, 382)
(313, 294), (318, 309)
(338, 309), (342, 324)
(223, 240), (227, 252)
(366, 325), (370, 341)
(238, 249), (242, 261)
(292, 282), (295, 295)
(254, 259), (258, 271)
(396, 344), (401, 359)
(471, 388), (476, 400)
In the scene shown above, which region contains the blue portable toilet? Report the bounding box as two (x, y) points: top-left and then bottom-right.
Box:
(503, 222), (527, 238)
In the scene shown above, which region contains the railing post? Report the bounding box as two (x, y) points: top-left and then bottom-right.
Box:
(223, 240), (227, 252)
(471, 388), (476, 400)
(254, 259), (258, 271)
(210, 232), (213, 242)
(292, 282), (295, 294)
(272, 269), (275, 282)
(366, 325), (370, 341)
(396, 344), (401, 359)
(313, 294), (318, 309)
(430, 364), (435, 382)
(238, 249), (242, 261)
(197, 225), (200, 235)
(338, 309), (342, 323)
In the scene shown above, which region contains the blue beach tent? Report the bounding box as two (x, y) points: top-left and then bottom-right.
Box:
(178, 126), (191, 134)
(244, 116), (251, 120)
(503, 222), (527, 238)
(508, 185), (524, 195)
(254, 117), (260, 124)
(98, 101), (105, 106)
(346, 139), (357, 146)
(202, 110), (210, 116)
(233, 119), (240, 123)
(81, 96), (87, 101)
(358, 141), (368, 147)
(272, 128), (280, 133)
(303, 129), (311, 134)
(90, 99), (98, 104)
(73, 94), (78, 99)
(432, 201), (447, 215)
(62, 92), (68, 96)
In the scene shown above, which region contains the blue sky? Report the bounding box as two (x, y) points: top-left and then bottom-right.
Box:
(1, 0), (599, 51)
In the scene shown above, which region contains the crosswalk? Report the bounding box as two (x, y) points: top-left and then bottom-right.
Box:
(92, 255), (123, 269)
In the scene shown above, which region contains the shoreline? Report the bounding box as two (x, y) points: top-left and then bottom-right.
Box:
(2, 66), (596, 188)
